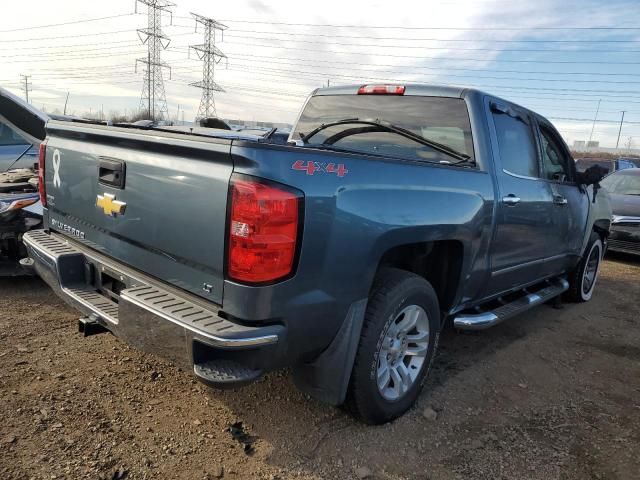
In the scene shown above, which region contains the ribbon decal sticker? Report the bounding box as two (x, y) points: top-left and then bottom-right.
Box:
(52, 149), (62, 188)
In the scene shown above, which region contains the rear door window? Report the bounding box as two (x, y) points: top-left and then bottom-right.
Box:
(539, 124), (573, 182)
(293, 95), (474, 163)
(491, 106), (539, 178)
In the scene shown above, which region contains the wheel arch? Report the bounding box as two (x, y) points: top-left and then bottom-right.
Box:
(593, 218), (611, 242)
(374, 239), (464, 322)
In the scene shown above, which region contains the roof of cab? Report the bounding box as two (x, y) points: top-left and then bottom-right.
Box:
(312, 84), (469, 98)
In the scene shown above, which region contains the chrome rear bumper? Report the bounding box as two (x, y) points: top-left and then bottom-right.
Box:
(23, 230), (283, 382)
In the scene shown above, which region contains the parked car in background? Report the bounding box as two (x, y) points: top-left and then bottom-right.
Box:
(0, 86), (46, 275)
(575, 157), (636, 175)
(18, 84), (611, 424)
(601, 168), (640, 256)
(0, 121), (38, 171)
(617, 156), (640, 168)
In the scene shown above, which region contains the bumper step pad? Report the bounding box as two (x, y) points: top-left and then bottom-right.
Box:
(194, 359), (263, 388)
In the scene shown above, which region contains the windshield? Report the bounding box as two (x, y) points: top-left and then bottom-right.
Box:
(601, 172), (640, 195)
(293, 95), (474, 163)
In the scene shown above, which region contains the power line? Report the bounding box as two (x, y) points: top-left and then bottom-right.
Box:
(0, 13), (140, 33)
(199, 50), (640, 77)
(2, 50), (142, 63)
(220, 28), (640, 44)
(214, 62), (640, 97)
(220, 33), (640, 54)
(7, 23), (640, 46)
(204, 18), (640, 31)
(0, 44), (143, 59)
(14, 53), (640, 106)
(0, 39), (141, 53)
(14, 38), (640, 78)
(0, 28), (138, 43)
(549, 115), (640, 125)
(213, 64), (640, 104)
(218, 39), (640, 65)
(211, 53), (640, 85)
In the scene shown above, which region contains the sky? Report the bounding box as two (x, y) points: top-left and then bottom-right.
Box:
(1, 0), (640, 149)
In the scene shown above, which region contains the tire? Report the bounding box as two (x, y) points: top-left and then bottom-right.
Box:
(567, 232), (604, 303)
(346, 268), (440, 424)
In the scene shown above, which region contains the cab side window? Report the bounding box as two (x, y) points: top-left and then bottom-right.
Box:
(491, 107), (539, 178)
(539, 125), (572, 182)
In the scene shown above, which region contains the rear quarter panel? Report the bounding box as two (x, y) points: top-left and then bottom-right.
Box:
(225, 142), (495, 358)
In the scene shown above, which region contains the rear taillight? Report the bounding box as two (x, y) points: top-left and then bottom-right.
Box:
(227, 175), (302, 284)
(358, 84), (405, 95)
(38, 142), (46, 207)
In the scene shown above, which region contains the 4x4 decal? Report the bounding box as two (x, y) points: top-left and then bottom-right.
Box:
(292, 160), (348, 177)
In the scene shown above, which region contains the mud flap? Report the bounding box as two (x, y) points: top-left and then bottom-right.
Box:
(292, 298), (367, 405)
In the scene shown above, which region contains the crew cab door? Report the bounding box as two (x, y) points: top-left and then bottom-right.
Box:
(535, 119), (589, 268)
(485, 99), (559, 295)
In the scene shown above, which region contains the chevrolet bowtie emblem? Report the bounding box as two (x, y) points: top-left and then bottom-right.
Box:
(96, 193), (126, 217)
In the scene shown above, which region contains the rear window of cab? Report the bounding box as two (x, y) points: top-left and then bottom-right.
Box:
(292, 95), (474, 164)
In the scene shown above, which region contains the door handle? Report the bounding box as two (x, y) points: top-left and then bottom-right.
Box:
(98, 157), (126, 189)
(553, 195), (568, 206)
(502, 194), (521, 206)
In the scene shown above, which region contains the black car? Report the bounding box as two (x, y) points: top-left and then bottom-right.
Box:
(601, 168), (640, 256)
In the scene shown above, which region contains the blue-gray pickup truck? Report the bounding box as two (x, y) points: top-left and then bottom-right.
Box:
(16, 84), (611, 424)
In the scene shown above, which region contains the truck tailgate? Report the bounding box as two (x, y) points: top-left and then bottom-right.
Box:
(43, 121), (232, 304)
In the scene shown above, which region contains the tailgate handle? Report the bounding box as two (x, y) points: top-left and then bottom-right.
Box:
(98, 158), (126, 189)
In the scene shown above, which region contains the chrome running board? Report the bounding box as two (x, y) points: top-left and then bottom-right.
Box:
(453, 277), (569, 331)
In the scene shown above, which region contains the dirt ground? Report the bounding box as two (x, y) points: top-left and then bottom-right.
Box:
(1, 254), (639, 480)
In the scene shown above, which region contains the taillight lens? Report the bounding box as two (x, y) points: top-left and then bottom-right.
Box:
(227, 175), (302, 284)
(358, 84), (405, 95)
(38, 142), (46, 207)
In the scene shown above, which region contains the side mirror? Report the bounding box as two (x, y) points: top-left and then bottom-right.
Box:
(576, 164), (608, 204)
(576, 164), (607, 186)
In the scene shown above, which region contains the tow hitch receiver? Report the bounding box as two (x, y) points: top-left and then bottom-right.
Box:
(78, 314), (109, 337)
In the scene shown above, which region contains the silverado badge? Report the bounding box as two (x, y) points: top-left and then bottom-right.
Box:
(96, 193), (126, 217)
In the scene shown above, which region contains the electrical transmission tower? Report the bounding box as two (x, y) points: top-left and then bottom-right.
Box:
(189, 13), (227, 121)
(135, 0), (174, 121)
(20, 74), (32, 103)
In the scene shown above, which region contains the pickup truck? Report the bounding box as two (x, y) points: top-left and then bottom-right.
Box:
(16, 84), (611, 424)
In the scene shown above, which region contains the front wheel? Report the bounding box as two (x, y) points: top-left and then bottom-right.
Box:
(567, 232), (604, 302)
(346, 269), (440, 424)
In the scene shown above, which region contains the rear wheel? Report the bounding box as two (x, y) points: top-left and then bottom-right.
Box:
(567, 232), (603, 302)
(346, 269), (440, 424)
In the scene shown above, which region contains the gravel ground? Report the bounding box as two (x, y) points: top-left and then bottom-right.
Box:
(1, 254), (639, 480)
